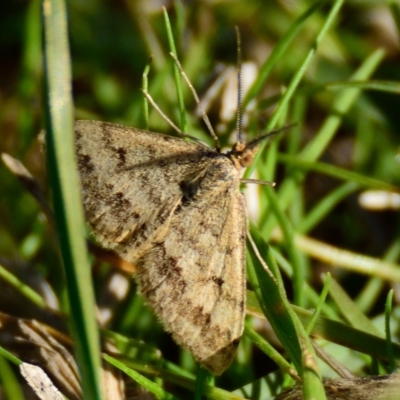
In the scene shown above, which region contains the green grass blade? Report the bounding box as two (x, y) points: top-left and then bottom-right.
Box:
(0, 355), (24, 400)
(17, 0), (42, 154)
(300, 49), (386, 161)
(244, 321), (298, 379)
(278, 154), (398, 192)
(328, 277), (383, 337)
(261, 47), (386, 237)
(246, 234), (302, 372)
(104, 354), (179, 400)
(247, 289), (400, 363)
(243, 0), (325, 108)
(246, 0), (346, 179)
(0, 262), (46, 308)
(104, 354), (244, 400)
(142, 58), (152, 129)
(247, 235), (326, 399)
(263, 187), (306, 306)
(300, 79), (400, 95)
(389, 3), (400, 36)
(42, 1), (103, 399)
(163, 7), (187, 132)
(306, 273), (331, 335)
(296, 182), (359, 234)
(292, 305), (400, 362)
(194, 368), (213, 400)
(385, 289), (396, 372)
(356, 239), (400, 314)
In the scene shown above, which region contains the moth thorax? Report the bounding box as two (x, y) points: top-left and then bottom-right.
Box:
(230, 141), (259, 169)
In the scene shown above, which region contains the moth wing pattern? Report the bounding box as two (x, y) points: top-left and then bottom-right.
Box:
(138, 156), (247, 374)
(75, 120), (211, 262)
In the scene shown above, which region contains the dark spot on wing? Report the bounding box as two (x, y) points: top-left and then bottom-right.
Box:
(116, 147), (127, 167)
(157, 243), (182, 277)
(211, 276), (224, 287)
(79, 154), (94, 173)
(114, 192), (131, 210)
(190, 306), (211, 326)
(225, 247), (233, 256)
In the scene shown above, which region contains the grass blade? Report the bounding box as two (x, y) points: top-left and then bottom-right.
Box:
(42, 0), (103, 398)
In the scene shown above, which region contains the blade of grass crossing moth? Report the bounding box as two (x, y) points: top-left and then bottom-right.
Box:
(42, 1), (103, 399)
(163, 7), (187, 132)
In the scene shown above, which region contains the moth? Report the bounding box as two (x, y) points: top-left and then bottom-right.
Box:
(75, 36), (275, 375)
(75, 120), (272, 375)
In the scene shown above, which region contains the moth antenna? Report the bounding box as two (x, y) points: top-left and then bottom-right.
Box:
(169, 52), (221, 152)
(235, 26), (243, 144)
(244, 122), (297, 151)
(141, 89), (185, 135)
(141, 89), (212, 147)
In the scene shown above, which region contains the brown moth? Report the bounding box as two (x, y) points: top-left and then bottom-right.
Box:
(74, 119), (270, 374)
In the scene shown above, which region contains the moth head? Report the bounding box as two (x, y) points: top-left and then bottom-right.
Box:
(230, 124), (295, 169)
(230, 141), (259, 169)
